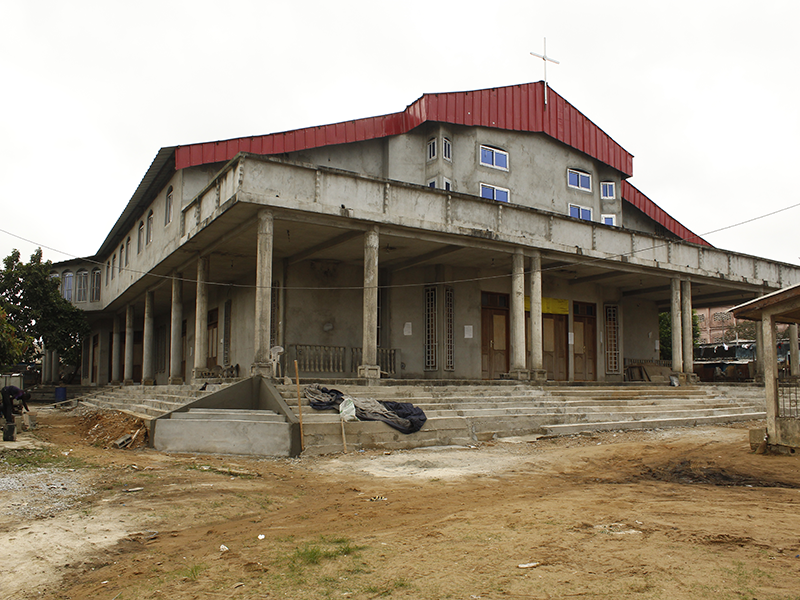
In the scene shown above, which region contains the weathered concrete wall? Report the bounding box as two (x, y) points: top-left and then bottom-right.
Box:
(621, 297), (661, 361)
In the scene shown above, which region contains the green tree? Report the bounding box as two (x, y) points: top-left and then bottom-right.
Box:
(658, 311), (701, 361)
(0, 248), (88, 368)
(0, 306), (31, 365)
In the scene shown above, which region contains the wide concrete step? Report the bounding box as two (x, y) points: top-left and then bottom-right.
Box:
(171, 409), (285, 423)
(540, 412), (767, 436)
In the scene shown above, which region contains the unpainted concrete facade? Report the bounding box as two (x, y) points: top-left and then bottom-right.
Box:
(51, 84), (800, 387)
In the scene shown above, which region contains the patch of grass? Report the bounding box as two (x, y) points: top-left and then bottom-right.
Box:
(363, 579), (412, 597)
(180, 563), (207, 581)
(0, 448), (89, 470)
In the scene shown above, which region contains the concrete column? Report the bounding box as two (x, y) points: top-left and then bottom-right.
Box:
(670, 278), (683, 372)
(251, 210), (274, 378)
(41, 348), (50, 384)
(193, 256), (209, 379)
(123, 304), (134, 385)
(51, 350), (59, 383)
(358, 225), (381, 380)
(169, 272), (184, 384)
(111, 315), (122, 384)
(790, 324), (799, 378)
(509, 250), (529, 380)
(142, 290), (155, 385)
(529, 252), (546, 381)
(762, 314), (779, 444)
(755, 323), (764, 380)
(681, 280), (693, 376)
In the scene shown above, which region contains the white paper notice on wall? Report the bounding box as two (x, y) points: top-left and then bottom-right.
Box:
(568, 332), (574, 345)
(404, 322), (412, 336)
(464, 325), (473, 339)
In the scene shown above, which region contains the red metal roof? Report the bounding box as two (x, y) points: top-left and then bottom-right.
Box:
(622, 181), (711, 247)
(174, 82), (633, 176)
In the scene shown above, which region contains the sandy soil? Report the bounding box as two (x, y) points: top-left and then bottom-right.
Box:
(2, 406), (800, 600)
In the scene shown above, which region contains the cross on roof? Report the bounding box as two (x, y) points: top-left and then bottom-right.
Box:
(530, 38), (560, 105)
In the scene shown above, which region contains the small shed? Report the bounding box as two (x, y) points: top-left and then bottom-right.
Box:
(731, 283), (800, 450)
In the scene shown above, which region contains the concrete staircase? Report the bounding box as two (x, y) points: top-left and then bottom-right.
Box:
(78, 383), (229, 419)
(276, 382), (766, 455)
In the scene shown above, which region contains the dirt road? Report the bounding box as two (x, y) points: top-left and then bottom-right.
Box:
(2, 406), (800, 599)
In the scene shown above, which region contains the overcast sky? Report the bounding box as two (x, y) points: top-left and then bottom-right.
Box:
(2, 0), (798, 268)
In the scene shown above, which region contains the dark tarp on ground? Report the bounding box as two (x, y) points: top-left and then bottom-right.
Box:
(304, 384), (427, 434)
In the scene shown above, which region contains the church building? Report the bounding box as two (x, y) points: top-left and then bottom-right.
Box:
(48, 82), (800, 386)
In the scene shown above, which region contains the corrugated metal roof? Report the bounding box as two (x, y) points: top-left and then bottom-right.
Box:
(174, 82), (634, 176)
(622, 181), (711, 247)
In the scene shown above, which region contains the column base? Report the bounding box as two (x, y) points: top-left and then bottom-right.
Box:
(110, 380), (121, 386)
(508, 368), (530, 381)
(142, 378), (156, 386)
(168, 376), (184, 385)
(530, 369), (548, 382)
(123, 379), (134, 386)
(250, 362), (275, 379)
(358, 364), (381, 380)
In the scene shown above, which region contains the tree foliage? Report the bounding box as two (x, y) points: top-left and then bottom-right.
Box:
(0, 248), (89, 367)
(659, 311), (701, 361)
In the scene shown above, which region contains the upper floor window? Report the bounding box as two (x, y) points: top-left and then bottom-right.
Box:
(165, 186), (174, 225)
(480, 145), (508, 170)
(601, 214), (616, 226)
(569, 203), (592, 221)
(62, 271), (74, 302)
(481, 183), (509, 203)
(90, 269), (101, 302)
(119, 243), (124, 274)
(138, 221), (144, 253)
(105, 261), (110, 285)
(443, 138), (452, 161)
(111, 254), (116, 280)
(75, 270), (88, 302)
(601, 181), (615, 199)
(125, 237), (131, 266)
(427, 139), (437, 161)
(146, 210), (154, 244)
(568, 169), (591, 192)
(428, 178), (436, 188)
(443, 177), (452, 191)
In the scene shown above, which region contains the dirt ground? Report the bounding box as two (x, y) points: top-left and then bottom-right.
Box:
(2, 406), (800, 600)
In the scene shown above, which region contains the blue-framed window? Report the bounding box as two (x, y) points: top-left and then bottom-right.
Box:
(480, 145), (508, 170)
(569, 204), (592, 221)
(601, 181), (615, 199)
(602, 214), (616, 226)
(481, 183), (509, 203)
(568, 169), (591, 191)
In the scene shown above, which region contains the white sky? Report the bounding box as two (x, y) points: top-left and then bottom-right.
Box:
(1, 0), (798, 267)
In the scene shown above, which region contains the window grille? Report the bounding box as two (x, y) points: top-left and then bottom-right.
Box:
(270, 280), (279, 349)
(223, 299), (232, 365)
(605, 305), (621, 374)
(445, 286), (454, 371)
(425, 286), (438, 370)
(90, 269), (101, 302)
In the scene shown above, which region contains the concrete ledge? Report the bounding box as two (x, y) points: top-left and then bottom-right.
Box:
(154, 419), (292, 457)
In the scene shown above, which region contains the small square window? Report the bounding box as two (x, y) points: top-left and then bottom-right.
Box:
(568, 169), (591, 192)
(480, 145), (509, 170)
(443, 138), (452, 161)
(443, 177), (452, 191)
(601, 182), (615, 199)
(428, 178), (437, 188)
(427, 139), (436, 161)
(569, 203), (592, 221)
(601, 214), (616, 226)
(481, 183), (509, 203)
